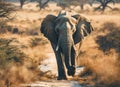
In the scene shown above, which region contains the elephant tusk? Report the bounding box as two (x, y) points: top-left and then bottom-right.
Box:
(56, 45), (59, 51)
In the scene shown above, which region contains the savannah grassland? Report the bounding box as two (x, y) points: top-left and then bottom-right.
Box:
(0, 2), (120, 87)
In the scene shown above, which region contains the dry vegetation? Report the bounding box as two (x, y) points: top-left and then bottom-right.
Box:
(0, 3), (49, 86)
(76, 8), (120, 87)
(0, 2), (120, 87)
(0, 34), (49, 86)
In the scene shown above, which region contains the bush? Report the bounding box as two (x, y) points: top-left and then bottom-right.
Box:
(0, 38), (39, 86)
(78, 22), (120, 87)
(96, 22), (120, 55)
(30, 36), (48, 47)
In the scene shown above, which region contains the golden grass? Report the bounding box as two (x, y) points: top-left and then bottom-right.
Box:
(78, 50), (120, 86)
(0, 2), (120, 87)
(0, 33), (49, 86)
(76, 13), (120, 86)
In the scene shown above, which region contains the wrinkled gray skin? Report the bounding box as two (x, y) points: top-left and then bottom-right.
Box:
(40, 11), (93, 80)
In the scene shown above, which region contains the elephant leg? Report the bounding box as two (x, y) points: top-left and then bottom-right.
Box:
(55, 51), (67, 80)
(62, 45), (71, 69)
(71, 46), (76, 66)
(62, 44), (74, 76)
(51, 43), (67, 80)
(70, 46), (76, 76)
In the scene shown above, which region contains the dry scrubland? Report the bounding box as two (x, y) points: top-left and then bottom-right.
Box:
(0, 2), (120, 87)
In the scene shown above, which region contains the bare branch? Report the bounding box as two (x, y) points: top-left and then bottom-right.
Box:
(95, 0), (116, 11)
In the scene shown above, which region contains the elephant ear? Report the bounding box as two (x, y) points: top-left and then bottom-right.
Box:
(40, 15), (58, 43)
(72, 14), (94, 44)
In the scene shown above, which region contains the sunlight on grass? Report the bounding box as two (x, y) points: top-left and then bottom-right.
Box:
(0, 1), (120, 87)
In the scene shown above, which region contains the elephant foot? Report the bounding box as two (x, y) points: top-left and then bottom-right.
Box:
(67, 66), (76, 76)
(57, 76), (67, 80)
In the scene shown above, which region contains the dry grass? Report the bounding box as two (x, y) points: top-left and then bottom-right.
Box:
(0, 3), (51, 86)
(76, 11), (120, 87)
(0, 34), (49, 86)
(0, 2), (120, 87)
(78, 50), (120, 86)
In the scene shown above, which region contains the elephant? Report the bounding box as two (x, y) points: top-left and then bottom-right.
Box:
(40, 11), (94, 80)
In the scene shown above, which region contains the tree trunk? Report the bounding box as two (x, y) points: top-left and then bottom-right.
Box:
(80, 4), (84, 10)
(20, 0), (25, 8)
(37, 0), (50, 9)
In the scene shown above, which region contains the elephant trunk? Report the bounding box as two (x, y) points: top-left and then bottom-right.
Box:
(62, 43), (72, 68)
(56, 31), (76, 76)
(56, 36), (76, 75)
(61, 43), (76, 76)
(56, 35), (75, 67)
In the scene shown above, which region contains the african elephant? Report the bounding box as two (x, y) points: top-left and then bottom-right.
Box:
(40, 11), (93, 80)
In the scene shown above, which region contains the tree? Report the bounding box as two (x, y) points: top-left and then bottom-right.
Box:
(56, 0), (95, 10)
(19, 0), (27, 8)
(56, 0), (71, 9)
(37, 0), (50, 9)
(19, 0), (50, 9)
(78, 0), (95, 10)
(95, 0), (115, 11)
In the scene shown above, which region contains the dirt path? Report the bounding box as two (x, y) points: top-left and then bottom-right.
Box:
(38, 53), (84, 87)
(39, 53), (84, 76)
(22, 52), (84, 87)
(39, 53), (57, 75)
(21, 80), (82, 87)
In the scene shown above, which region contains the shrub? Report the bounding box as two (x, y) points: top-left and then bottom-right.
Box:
(78, 22), (120, 87)
(0, 38), (39, 86)
(30, 36), (48, 47)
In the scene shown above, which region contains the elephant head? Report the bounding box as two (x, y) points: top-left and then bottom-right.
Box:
(55, 12), (77, 51)
(40, 11), (93, 80)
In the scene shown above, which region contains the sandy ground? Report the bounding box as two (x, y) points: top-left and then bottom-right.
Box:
(1, 1), (120, 87)
(22, 52), (84, 87)
(39, 53), (84, 76)
(21, 80), (82, 87)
